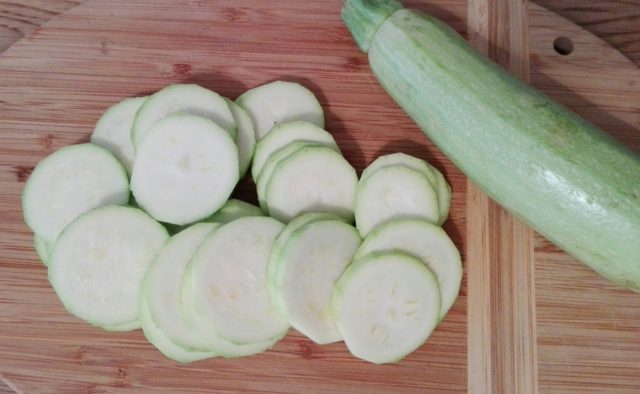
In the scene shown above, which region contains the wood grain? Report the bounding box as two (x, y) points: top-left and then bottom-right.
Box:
(0, 1), (639, 393)
(466, 1), (538, 393)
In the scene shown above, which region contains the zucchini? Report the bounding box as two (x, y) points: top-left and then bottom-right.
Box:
(342, 0), (640, 291)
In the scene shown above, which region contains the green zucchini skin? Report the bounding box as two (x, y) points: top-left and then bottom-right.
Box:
(343, 1), (640, 292)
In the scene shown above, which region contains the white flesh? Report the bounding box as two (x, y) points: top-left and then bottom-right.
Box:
(355, 166), (439, 237)
(131, 84), (236, 147)
(266, 146), (357, 223)
(226, 99), (256, 178)
(266, 213), (341, 315)
(140, 295), (215, 363)
(130, 113), (239, 225)
(144, 223), (218, 352)
(184, 217), (290, 345)
(276, 220), (361, 344)
(251, 120), (338, 180)
(48, 206), (169, 328)
(353, 219), (461, 319)
(236, 81), (324, 140)
(332, 252), (440, 364)
(22, 143), (129, 245)
(91, 96), (146, 175)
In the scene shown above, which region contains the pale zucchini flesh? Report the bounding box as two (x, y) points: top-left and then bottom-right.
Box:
(343, 0), (640, 291)
(48, 206), (169, 329)
(236, 81), (324, 140)
(130, 113), (239, 225)
(355, 165), (439, 237)
(131, 84), (236, 148)
(276, 219), (362, 344)
(332, 251), (440, 364)
(353, 218), (461, 319)
(90, 96), (146, 175)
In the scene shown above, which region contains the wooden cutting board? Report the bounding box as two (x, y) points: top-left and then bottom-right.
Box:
(0, 1), (638, 392)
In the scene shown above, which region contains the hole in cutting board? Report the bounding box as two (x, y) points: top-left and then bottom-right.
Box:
(553, 37), (574, 56)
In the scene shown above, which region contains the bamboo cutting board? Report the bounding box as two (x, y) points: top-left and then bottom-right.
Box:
(0, 1), (638, 392)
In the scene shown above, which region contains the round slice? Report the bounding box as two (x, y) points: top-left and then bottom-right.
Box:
(143, 222), (218, 352)
(266, 146), (358, 223)
(433, 169), (452, 224)
(276, 219), (361, 344)
(91, 96), (146, 175)
(130, 113), (239, 225)
(226, 99), (256, 178)
(34, 234), (50, 266)
(251, 120), (338, 180)
(256, 141), (336, 212)
(236, 80), (324, 140)
(355, 166), (439, 237)
(131, 84), (236, 148)
(48, 205), (169, 329)
(184, 216), (290, 344)
(205, 199), (264, 224)
(140, 295), (215, 363)
(332, 252), (441, 364)
(353, 219), (462, 319)
(266, 213), (342, 315)
(22, 143), (129, 245)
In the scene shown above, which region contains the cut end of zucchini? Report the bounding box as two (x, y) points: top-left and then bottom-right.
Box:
(342, 0), (402, 52)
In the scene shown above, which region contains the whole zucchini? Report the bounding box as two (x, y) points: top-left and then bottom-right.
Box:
(342, 0), (640, 292)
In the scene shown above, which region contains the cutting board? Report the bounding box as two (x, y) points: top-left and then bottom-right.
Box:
(0, 1), (638, 392)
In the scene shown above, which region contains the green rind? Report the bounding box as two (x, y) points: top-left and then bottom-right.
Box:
(204, 199), (265, 224)
(33, 234), (50, 266)
(226, 99), (256, 178)
(341, 0), (402, 52)
(345, 2), (640, 291)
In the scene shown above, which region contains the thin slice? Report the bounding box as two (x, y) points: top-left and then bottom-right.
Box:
(251, 120), (338, 180)
(91, 96), (146, 175)
(22, 143), (129, 245)
(48, 206), (169, 329)
(266, 146), (358, 223)
(226, 99), (256, 178)
(205, 199), (264, 224)
(140, 295), (215, 363)
(34, 234), (50, 266)
(355, 166), (438, 237)
(353, 219), (461, 319)
(131, 84), (236, 148)
(103, 320), (141, 332)
(276, 219), (361, 344)
(130, 113), (239, 225)
(184, 216), (290, 345)
(143, 223), (219, 352)
(332, 252), (441, 364)
(236, 81), (324, 140)
(267, 213), (343, 316)
(256, 141), (335, 212)
(433, 169), (452, 224)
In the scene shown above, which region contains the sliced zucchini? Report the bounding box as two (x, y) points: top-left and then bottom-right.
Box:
(236, 81), (324, 140)
(266, 213), (342, 315)
(90, 96), (146, 175)
(184, 216), (290, 345)
(226, 99), (256, 178)
(48, 206), (169, 329)
(353, 219), (461, 319)
(143, 222), (218, 352)
(275, 219), (361, 344)
(140, 294), (215, 363)
(266, 146), (358, 223)
(22, 143), (129, 245)
(251, 120), (338, 180)
(332, 251), (441, 364)
(131, 84), (236, 148)
(34, 234), (50, 266)
(355, 165), (438, 237)
(130, 113), (239, 225)
(256, 141), (333, 212)
(205, 199), (264, 224)
(102, 320), (142, 332)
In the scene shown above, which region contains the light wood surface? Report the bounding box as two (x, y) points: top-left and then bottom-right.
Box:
(0, 1), (639, 393)
(466, 1), (538, 393)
